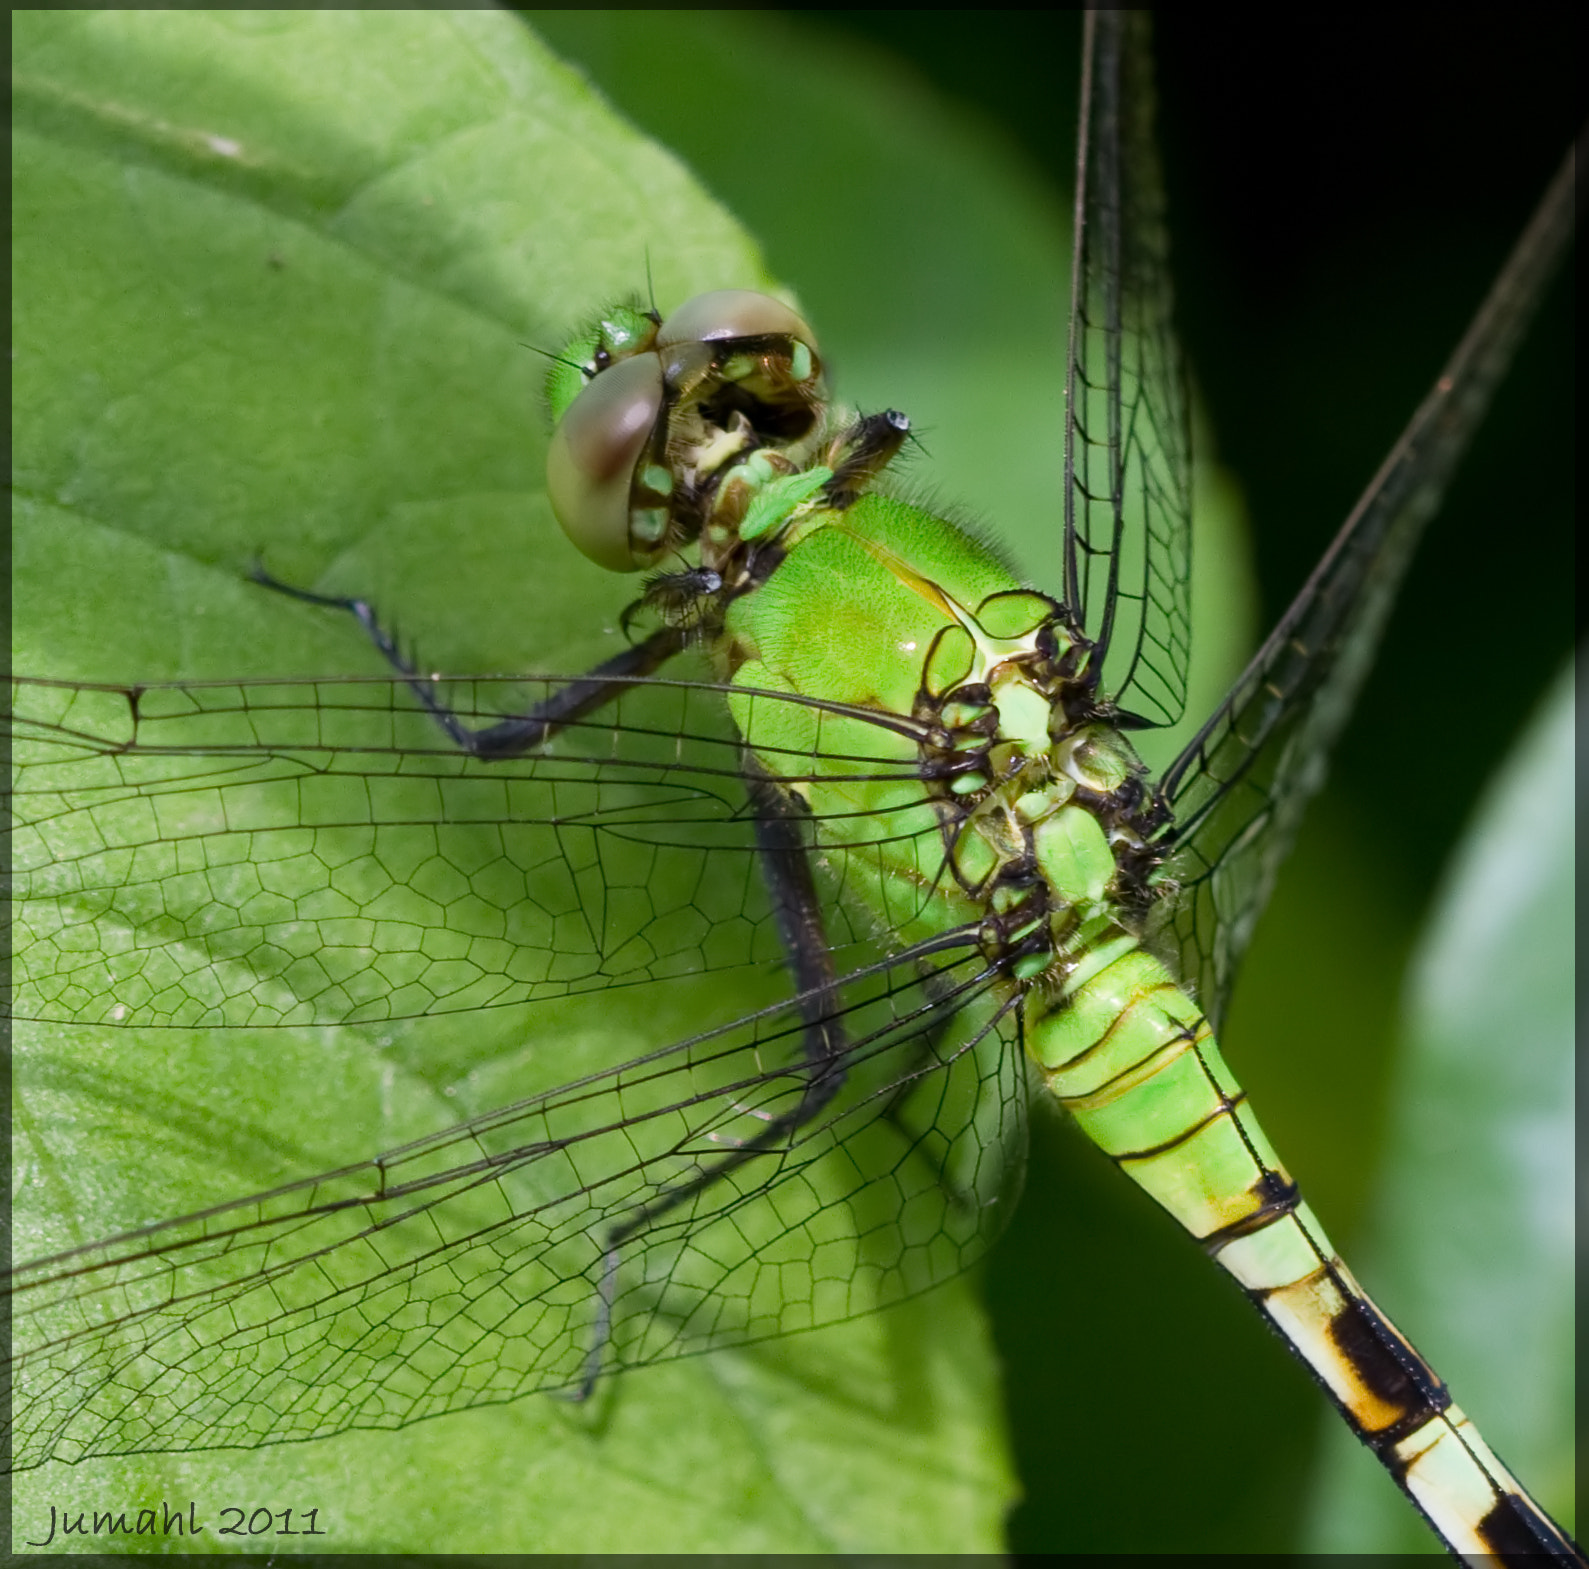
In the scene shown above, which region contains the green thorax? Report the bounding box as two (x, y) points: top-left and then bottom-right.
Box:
(717, 491), (1154, 982)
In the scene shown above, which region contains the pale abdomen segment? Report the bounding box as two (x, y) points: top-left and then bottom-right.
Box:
(1029, 938), (1579, 1567)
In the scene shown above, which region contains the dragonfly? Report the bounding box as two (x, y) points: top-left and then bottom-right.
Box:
(9, 9), (1576, 1557)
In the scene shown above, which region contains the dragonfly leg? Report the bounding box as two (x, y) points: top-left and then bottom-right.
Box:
(249, 562), (685, 755)
(569, 762), (849, 1398)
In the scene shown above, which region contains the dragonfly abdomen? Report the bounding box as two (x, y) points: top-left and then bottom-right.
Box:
(1034, 945), (1574, 1564)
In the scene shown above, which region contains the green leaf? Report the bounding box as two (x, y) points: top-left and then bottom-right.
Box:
(12, 9), (1018, 1553)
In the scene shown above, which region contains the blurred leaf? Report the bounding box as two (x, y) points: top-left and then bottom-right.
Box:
(1300, 656), (1577, 1551)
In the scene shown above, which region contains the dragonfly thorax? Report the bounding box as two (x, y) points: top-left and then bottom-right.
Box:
(917, 620), (1159, 990)
(717, 485), (1160, 998)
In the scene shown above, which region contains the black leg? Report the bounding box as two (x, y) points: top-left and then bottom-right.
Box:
(250, 563), (685, 757)
(570, 760), (851, 1397)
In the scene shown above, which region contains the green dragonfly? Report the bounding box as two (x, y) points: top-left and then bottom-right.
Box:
(9, 9), (1576, 1557)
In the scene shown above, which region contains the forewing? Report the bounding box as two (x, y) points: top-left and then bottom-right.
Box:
(1149, 139), (1580, 1027)
(11, 674), (890, 1029)
(1063, 9), (1193, 728)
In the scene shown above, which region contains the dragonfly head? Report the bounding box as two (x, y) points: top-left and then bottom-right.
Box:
(545, 289), (827, 573)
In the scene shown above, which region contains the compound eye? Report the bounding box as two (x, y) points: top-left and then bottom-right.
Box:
(656, 290), (819, 355)
(546, 352), (665, 572)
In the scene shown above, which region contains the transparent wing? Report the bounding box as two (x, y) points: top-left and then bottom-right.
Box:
(12, 673), (969, 1027)
(13, 674), (783, 1029)
(1063, 9), (1193, 728)
(7, 673), (1029, 1469)
(1148, 136), (1581, 1027)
